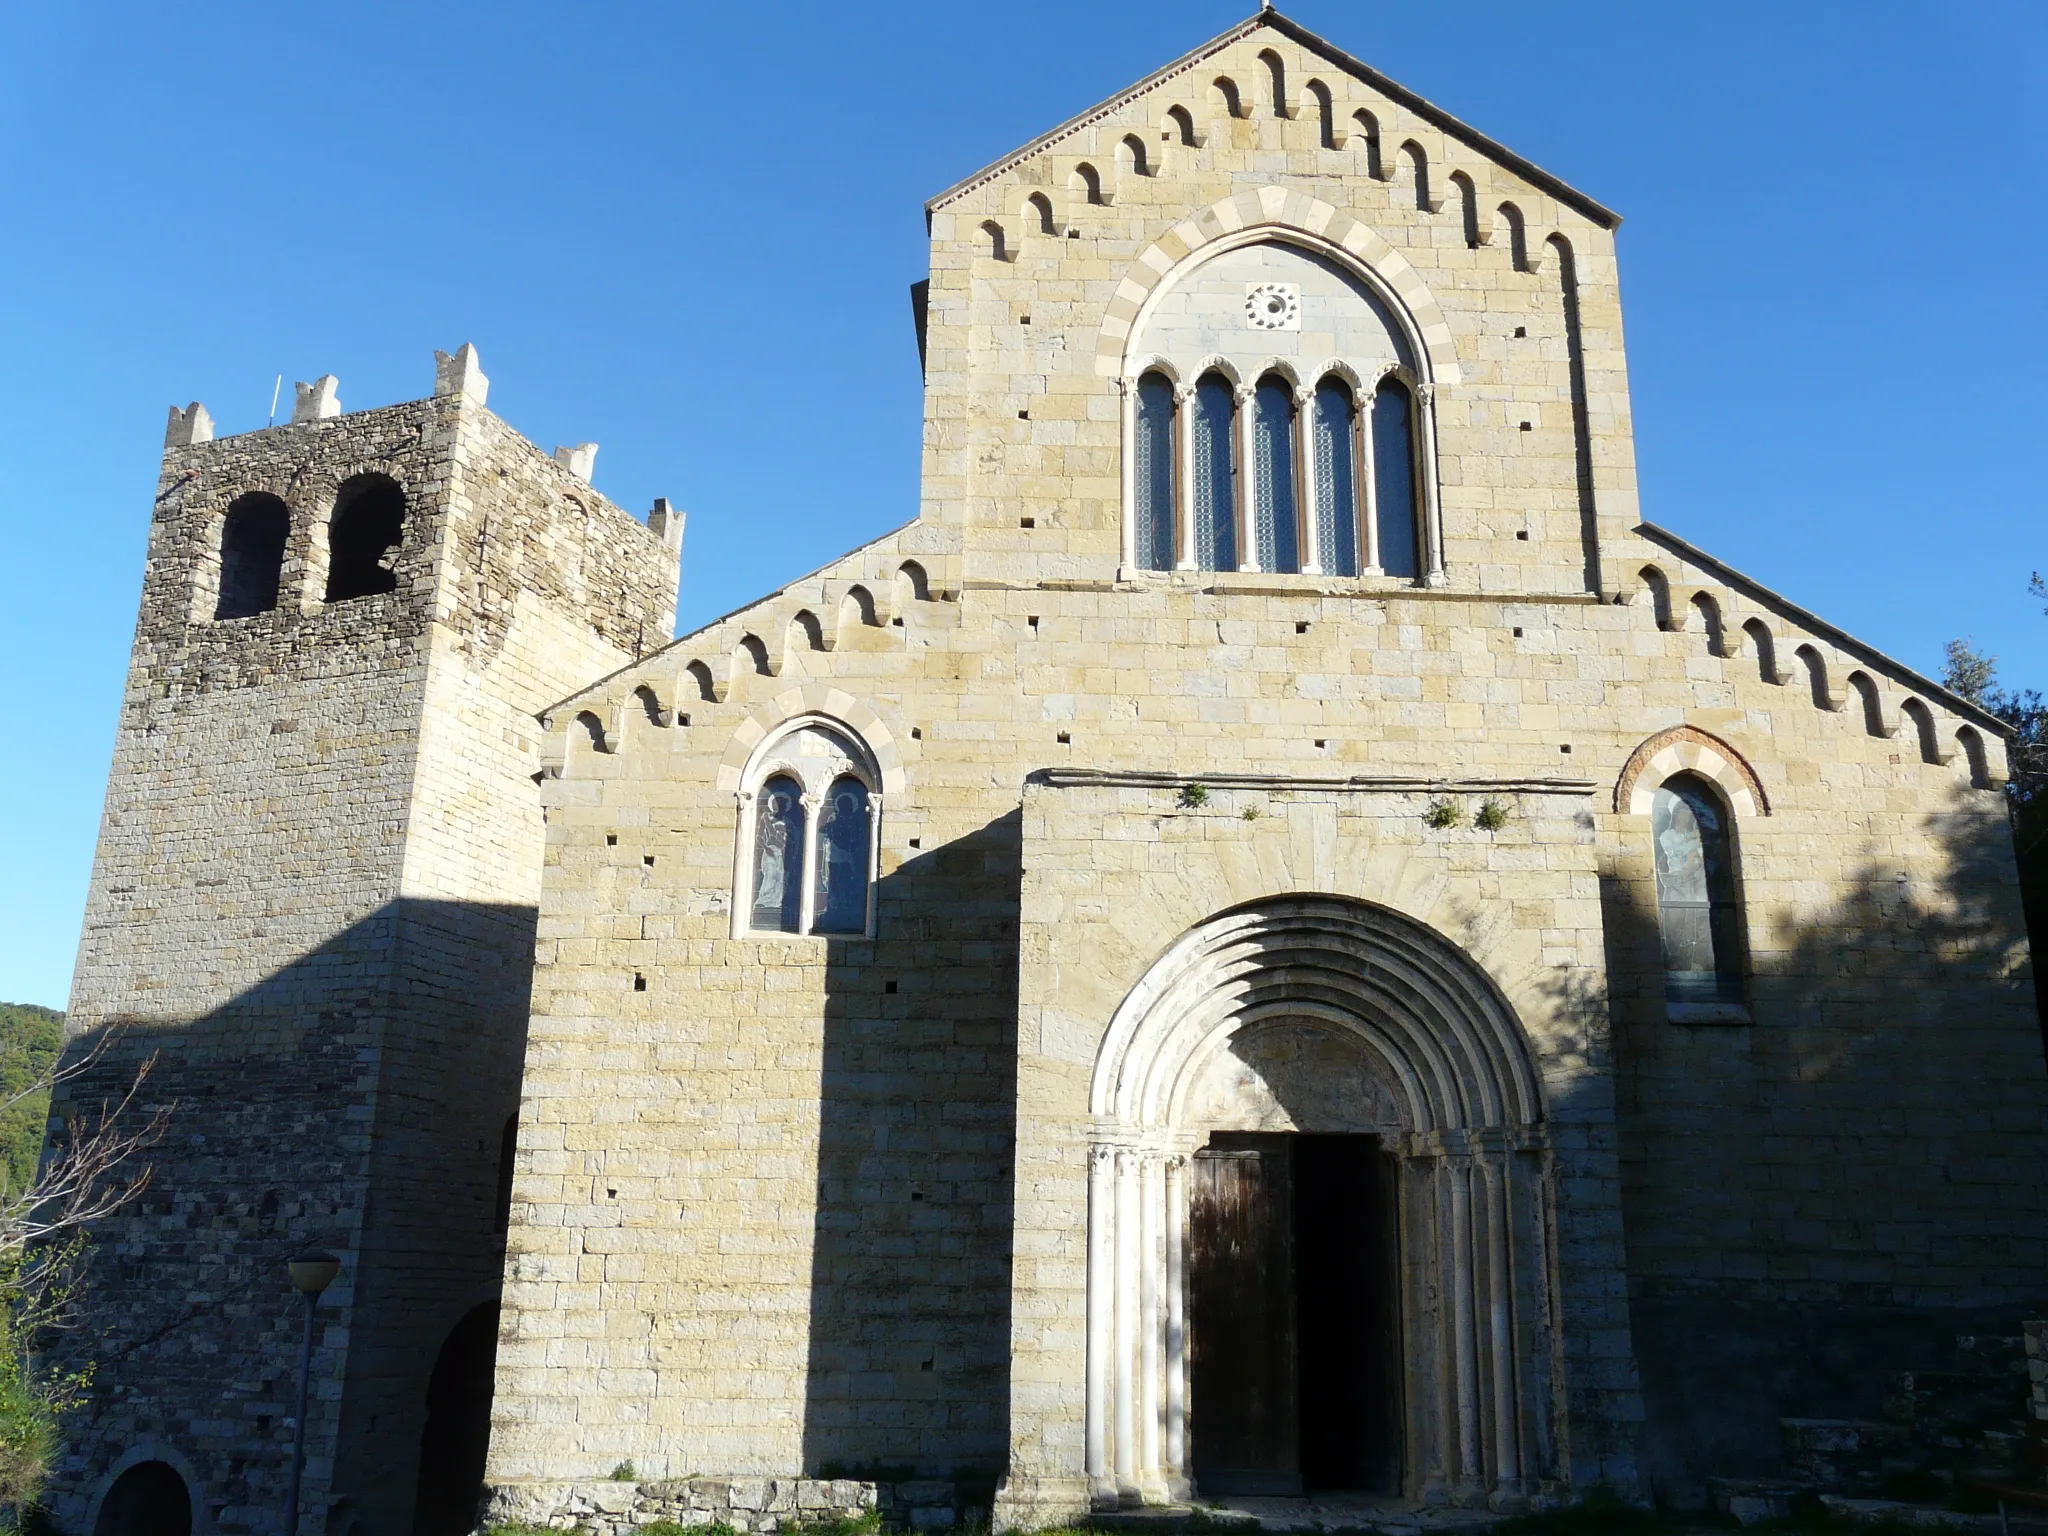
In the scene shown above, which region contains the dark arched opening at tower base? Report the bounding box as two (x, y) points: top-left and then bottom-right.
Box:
(411, 1301), (500, 1536)
(93, 1461), (193, 1536)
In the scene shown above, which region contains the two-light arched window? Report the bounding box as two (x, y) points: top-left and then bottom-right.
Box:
(738, 722), (880, 938)
(207, 475), (412, 620)
(1650, 773), (1747, 1017)
(1130, 367), (1427, 579)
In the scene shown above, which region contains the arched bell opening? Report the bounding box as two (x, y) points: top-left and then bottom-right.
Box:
(1084, 896), (1558, 1512)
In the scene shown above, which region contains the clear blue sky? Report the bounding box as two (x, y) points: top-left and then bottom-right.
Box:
(2, 2), (2043, 1009)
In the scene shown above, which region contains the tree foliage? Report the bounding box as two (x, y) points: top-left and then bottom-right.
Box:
(0, 1014), (167, 1525)
(0, 1009), (60, 1207)
(1946, 582), (2048, 1045)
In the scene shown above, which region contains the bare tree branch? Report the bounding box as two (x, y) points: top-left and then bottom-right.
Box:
(0, 1043), (170, 1260)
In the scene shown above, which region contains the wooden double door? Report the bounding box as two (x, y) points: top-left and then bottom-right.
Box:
(1187, 1133), (1401, 1495)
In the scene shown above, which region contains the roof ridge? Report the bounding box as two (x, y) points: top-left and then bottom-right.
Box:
(926, 7), (1618, 229)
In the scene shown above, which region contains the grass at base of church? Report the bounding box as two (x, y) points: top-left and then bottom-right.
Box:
(484, 1496), (1994, 1536)
(486, 1516), (888, 1536)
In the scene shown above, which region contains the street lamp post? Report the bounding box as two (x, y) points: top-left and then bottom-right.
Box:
(284, 1248), (341, 1536)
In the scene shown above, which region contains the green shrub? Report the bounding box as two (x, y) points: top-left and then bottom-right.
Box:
(1177, 783), (1209, 809)
(1424, 796), (1463, 829)
(1475, 797), (1509, 831)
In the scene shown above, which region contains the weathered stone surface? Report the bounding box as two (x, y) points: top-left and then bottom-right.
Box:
(50, 8), (2048, 1535)
(47, 363), (680, 1535)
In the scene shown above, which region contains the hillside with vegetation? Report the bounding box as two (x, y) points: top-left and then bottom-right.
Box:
(0, 1006), (60, 1202)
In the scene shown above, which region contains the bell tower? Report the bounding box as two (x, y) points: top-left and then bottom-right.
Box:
(53, 348), (682, 1536)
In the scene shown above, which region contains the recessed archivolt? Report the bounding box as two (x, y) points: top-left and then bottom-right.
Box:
(1616, 725), (1769, 818)
(1095, 188), (1463, 385)
(714, 684), (908, 796)
(1089, 894), (1544, 1137)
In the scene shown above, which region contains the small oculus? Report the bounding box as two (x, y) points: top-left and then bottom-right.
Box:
(1244, 281), (1301, 331)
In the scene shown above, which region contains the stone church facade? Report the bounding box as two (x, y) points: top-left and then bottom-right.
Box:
(54, 10), (2046, 1535)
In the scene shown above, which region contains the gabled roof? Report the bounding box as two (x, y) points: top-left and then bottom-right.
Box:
(926, 7), (1620, 230)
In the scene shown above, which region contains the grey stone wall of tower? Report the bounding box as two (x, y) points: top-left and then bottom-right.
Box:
(50, 354), (681, 1536)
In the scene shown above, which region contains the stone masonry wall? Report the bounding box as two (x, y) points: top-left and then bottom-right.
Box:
(488, 13), (2039, 1529)
(1002, 777), (1635, 1517)
(918, 14), (1638, 599)
(54, 373), (679, 1536)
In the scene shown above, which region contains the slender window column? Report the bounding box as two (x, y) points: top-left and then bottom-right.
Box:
(1139, 1154), (1164, 1494)
(1117, 376), (1137, 575)
(1173, 385), (1198, 571)
(1295, 384), (1322, 575)
(1113, 1149), (1140, 1495)
(1359, 389), (1383, 576)
(729, 790), (756, 940)
(861, 796), (882, 940)
(1163, 1154), (1188, 1481)
(1449, 1149), (1483, 1490)
(796, 790), (824, 936)
(1085, 1145), (1114, 1500)
(1485, 1147), (1521, 1496)
(1418, 381), (1449, 587)
(1235, 383), (1258, 572)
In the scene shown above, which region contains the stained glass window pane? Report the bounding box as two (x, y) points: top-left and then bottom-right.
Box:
(750, 775), (806, 933)
(1252, 379), (1300, 574)
(1193, 375), (1237, 573)
(1134, 373), (1177, 572)
(1372, 382), (1419, 580)
(1312, 381), (1358, 578)
(812, 777), (872, 935)
(1652, 777), (1743, 1004)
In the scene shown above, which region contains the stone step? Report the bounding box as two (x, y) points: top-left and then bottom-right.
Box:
(1707, 1477), (1818, 1527)
(1821, 1494), (2048, 1534)
(1957, 1336), (2028, 1375)
(1784, 1418), (1917, 1493)
(1886, 1371), (2031, 1433)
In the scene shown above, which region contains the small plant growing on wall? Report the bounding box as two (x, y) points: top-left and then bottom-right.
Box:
(609, 1460), (638, 1481)
(1178, 783), (1209, 809)
(1424, 796), (1463, 830)
(1241, 805), (1261, 821)
(1475, 798), (1510, 831)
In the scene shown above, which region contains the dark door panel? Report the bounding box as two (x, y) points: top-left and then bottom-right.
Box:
(1189, 1134), (1301, 1494)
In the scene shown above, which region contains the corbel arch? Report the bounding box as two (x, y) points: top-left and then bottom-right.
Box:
(1095, 188), (1462, 387)
(1845, 670), (1896, 738)
(1616, 724), (1771, 818)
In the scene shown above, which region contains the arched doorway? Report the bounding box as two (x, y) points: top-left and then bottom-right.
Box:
(411, 1301), (500, 1536)
(1084, 896), (1557, 1509)
(93, 1461), (192, 1536)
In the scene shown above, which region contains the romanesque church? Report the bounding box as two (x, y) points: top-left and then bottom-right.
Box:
(55, 11), (2047, 1535)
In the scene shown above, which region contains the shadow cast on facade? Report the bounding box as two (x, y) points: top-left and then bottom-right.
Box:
(51, 897), (535, 1536)
(1595, 785), (2047, 1500)
(800, 811), (1021, 1493)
